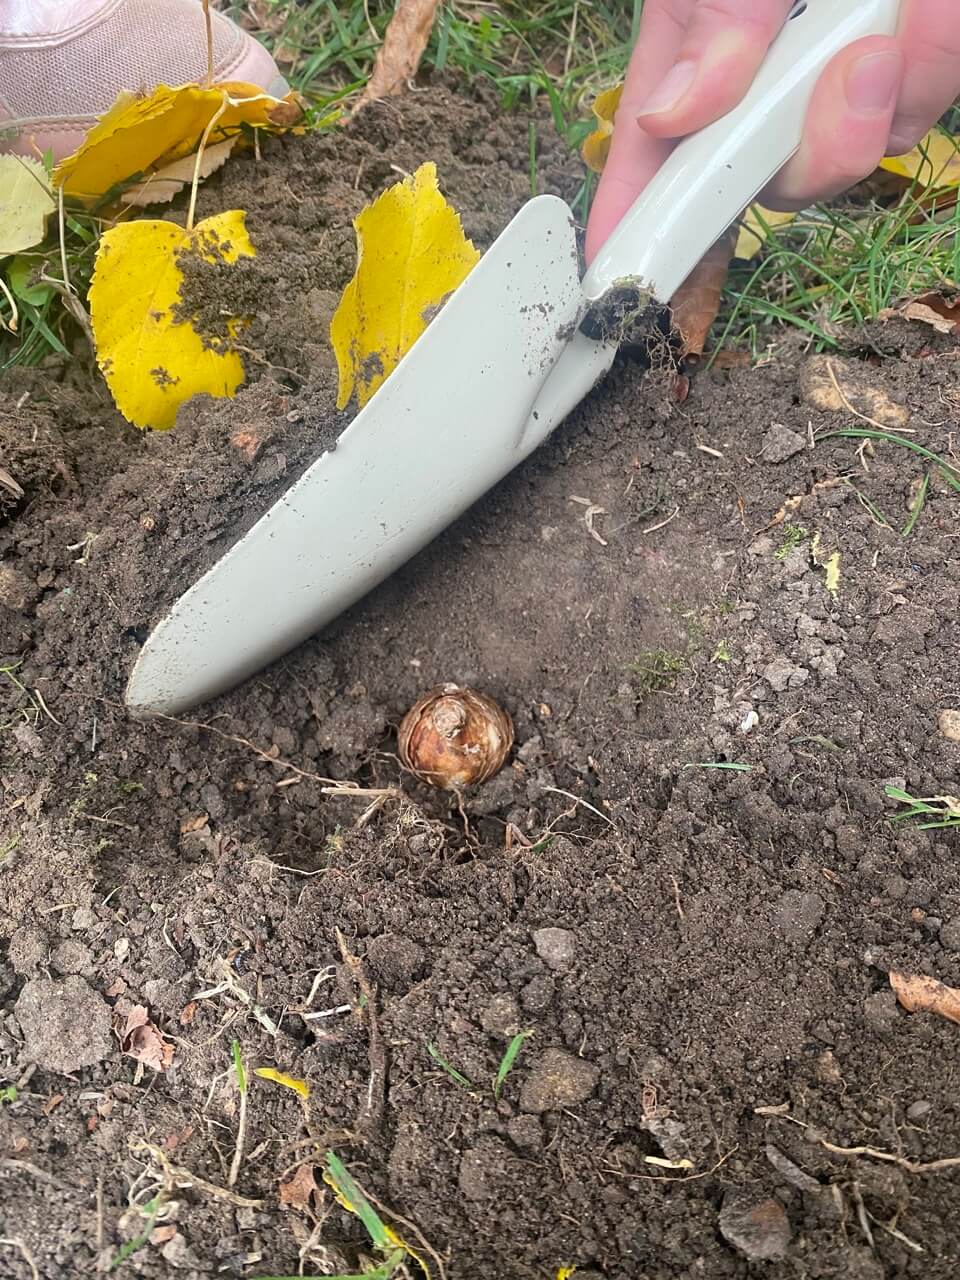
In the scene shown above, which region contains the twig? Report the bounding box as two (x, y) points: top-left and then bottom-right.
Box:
(0, 1158), (60, 1187)
(96, 1174), (105, 1251)
(145, 710), (352, 789)
(851, 1182), (874, 1248)
(867, 1210), (925, 1254)
(0, 276), (19, 333)
(228, 1041), (248, 1189)
(0, 1238), (39, 1280)
(542, 786), (616, 828)
(32, 687), (62, 725)
(336, 929), (386, 1138)
(202, 0), (214, 87)
(605, 1145), (738, 1184)
(640, 505), (680, 536)
(76, 812), (137, 832)
(670, 874), (685, 920)
(187, 91), (228, 233)
(133, 1141), (264, 1208)
(57, 187), (70, 294)
(820, 1139), (960, 1175)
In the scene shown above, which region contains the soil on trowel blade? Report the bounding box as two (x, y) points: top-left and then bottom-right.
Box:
(1, 84), (960, 1280)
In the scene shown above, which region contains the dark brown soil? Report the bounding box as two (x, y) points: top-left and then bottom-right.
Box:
(2, 85), (960, 1280)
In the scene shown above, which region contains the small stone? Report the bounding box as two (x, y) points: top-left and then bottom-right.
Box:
(765, 1143), (821, 1193)
(480, 994), (519, 1038)
(520, 974), (555, 1013)
(532, 927), (576, 972)
(50, 940), (94, 976)
(719, 1193), (791, 1261)
(769, 890), (825, 945)
(762, 423), (805, 463)
(14, 976), (113, 1074)
(814, 1050), (842, 1086)
(520, 1047), (598, 1114)
(160, 1233), (199, 1268)
(12, 722), (43, 757)
(940, 917), (960, 951)
(763, 657), (809, 693)
(939, 709), (960, 742)
(739, 709), (760, 735)
(71, 906), (98, 931)
(8, 927), (49, 975)
(506, 1114), (542, 1151)
(863, 990), (898, 1034)
(0, 564), (36, 611)
(906, 1100), (933, 1121)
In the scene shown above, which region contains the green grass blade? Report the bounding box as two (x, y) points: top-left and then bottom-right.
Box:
(494, 1029), (534, 1098)
(818, 428), (960, 492)
(901, 471), (930, 538)
(426, 1042), (475, 1089)
(231, 1039), (247, 1094)
(324, 1152), (392, 1253)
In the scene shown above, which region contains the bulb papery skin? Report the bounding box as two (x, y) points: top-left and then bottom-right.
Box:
(398, 684), (514, 789)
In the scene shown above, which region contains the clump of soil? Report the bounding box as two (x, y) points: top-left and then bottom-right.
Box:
(2, 84), (960, 1280)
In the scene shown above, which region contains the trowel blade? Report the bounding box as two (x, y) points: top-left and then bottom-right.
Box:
(125, 195), (614, 716)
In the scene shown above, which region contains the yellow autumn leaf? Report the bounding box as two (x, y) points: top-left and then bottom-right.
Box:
(330, 161), (480, 410)
(823, 552), (841, 599)
(557, 1269), (577, 1279)
(735, 205), (798, 259)
(581, 83), (623, 173)
(0, 156), (55, 257)
(880, 128), (960, 187)
(54, 81), (302, 202)
(254, 1066), (311, 1099)
(88, 210), (254, 430)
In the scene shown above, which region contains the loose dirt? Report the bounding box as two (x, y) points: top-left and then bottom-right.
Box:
(1, 85), (959, 1280)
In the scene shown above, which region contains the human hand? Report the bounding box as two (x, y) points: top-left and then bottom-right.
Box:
(586, 0), (960, 262)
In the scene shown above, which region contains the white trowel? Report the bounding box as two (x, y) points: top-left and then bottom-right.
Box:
(126, 0), (899, 715)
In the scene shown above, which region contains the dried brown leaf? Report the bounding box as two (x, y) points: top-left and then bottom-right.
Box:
(890, 970), (960, 1025)
(880, 293), (960, 336)
(670, 227), (737, 358)
(123, 137), (237, 208)
(120, 1004), (175, 1072)
(278, 1162), (318, 1211)
(355, 0), (442, 108)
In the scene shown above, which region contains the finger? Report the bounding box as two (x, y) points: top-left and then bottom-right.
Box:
(888, 0), (960, 153)
(762, 37), (903, 209)
(585, 0), (692, 261)
(634, 0), (797, 139)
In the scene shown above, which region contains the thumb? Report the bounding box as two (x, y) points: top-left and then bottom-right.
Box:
(585, 1), (689, 262)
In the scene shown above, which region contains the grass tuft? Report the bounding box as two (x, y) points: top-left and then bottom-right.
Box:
(718, 138), (960, 354)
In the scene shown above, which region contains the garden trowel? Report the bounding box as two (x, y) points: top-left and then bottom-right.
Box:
(126, 0), (899, 715)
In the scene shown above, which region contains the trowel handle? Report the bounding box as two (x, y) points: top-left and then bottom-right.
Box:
(582, 0), (901, 304)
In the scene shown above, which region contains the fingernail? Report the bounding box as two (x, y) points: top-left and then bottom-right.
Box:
(636, 60), (697, 116)
(845, 50), (901, 114)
